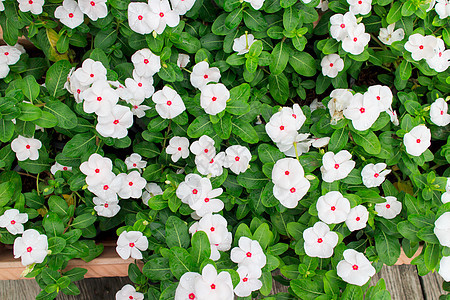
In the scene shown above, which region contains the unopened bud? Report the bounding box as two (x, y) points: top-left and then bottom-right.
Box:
(165, 180), (171, 185)
(143, 220), (149, 226)
(82, 185), (88, 190)
(152, 30), (157, 38)
(305, 174), (315, 180)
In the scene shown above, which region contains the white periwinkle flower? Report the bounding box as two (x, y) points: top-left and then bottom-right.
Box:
(328, 88), (353, 124)
(347, 0), (372, 15)
(375, 196), (402, 219)
(177, 54), (190, 68)
(434, 212), (450, 247)
(442, 178), (450, 204)
(190, 184), (224, 218)
(55, 0), (84, 29)
(438, 256), (450, 282)
(321, 54), (344, 78)
(78, 0), (107, 21)
(93, 197), (121, 217)
(342, 23), (370, 55)
(345, 205), (369, 232)
(80, 153), (114, 187)
(234, 266), (263, 297)
(233, 33), (256, 55)
(171, 0), (196, 15)
(366, 85), (393, 112)
(116, 231), (148, 260)
(317, 191), (351, 224)
(177, 173), (206, 205)
(148, 0), (180, 35)
(132, 48), (161, 77)
(337, 249), (376, 286)
(124, 72), (155, 102)
(243, 0), (264, 10)
(18, 0), (44, 14)
(0, 209), (28, 235)
(175, 272), (202, 300)
(153, 86), (186, 119)
(125, 153), (147, 171)
(403, 124), (431, 157)
(343, 92), (380, 131)
(387, 107), (399, 126)
(88, 174), (123, 199)
(223, 145), (251, 175)
(50, 162), (72, 174)
(116, 285), (144, 300)
(303, 221), (339, 258)
(13, 229), (48, 266)
(330, 12), (357, 42)
(128, 2), (156, 35)
(361, 163), (391, 188)
(190, 135), (216, 161)
(200, 83), (230, 115)
(430, 98), (450, 126)
(404, 34), (437, 61)
(73, 58), (107, 86)
(426, 39), (450, 73)
(0, 45), (21, 65)
(435, 0), (450, 19)
(190, 61), (221, 89)
(82, 80), (119, 116)
(166, 136), (190, 162)
(142, 183), (163, 206)
(96, 105), (133, 139)
(195, 264), (234, 300)
(320, 150), (355, 183)
(231, 237), (266, 278)
(0, 58), (10, 79)
(11, 135), (42, 161)
(265, 104), (305, 146)
(196, 152), (225, 178)
(378, 23), (405, 45)
(117, 171), (147, 199)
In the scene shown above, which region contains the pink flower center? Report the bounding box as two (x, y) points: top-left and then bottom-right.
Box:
(133, 163), (137, 167)
(113, 119), (119, 125)
(441, 111), (444, 115)
(210, 159), (214, 163)
(63, 167), (68, 170)
(419, 45), (424, 50)
(386, 204), (391, 209)
(144, 59), (149, 64)
(167, 100), (172, 106)
(26, 145), (31, 149)
(353, 37), (358, 42)
(77, 89), (81, 94)
(95, 169), (100, 173)
(416, 139), (421, 143)
(90, 0), (95, 5)
(317, 238), (323, 243)
(356, 217), (361, 221)
(159, 12), (164, 17)
(210, 284), (216, 290)
(97, 96), (102, 101)
(90, 73), (94, 77)
(129, 181), (133, 186)
(243, 277), (248, 282)
(292, 114), (297, 119)
(11, 220), (15, 225)
(210, 227), (215, 232)
(340, 24), (345, 28)
(178, 147), (182, 151)
(211, 97), (217, 102)
(374, 173), (379, 178)
(204, 198), (210, 203)
(352, 264), (359, 270)
(331, 206), (336, 211)
(193, 189), (198, 194)
(279, 125), (284, 130)
(133, 105), (138, 109)
(235, 156), (240, 161)
(358, 0), (362, 3)
(27, 247), (32, 252)
(290, 187), (296, 193)
(329, 63), (334, 67)
(138, 15), (143, 20)
(246, 252), (252, 257)
(360, 107), (365, 113)
(203, 74), (208, 79)
(334, 164), (339, 169)
(204, 149), (208, 153)
(104, 203), (109, 208)
(138, 83), (142, 87)
(376, 96), (381, 100)
(129, 243), (135, 247)
(28, 0), (33, 4)
(4, 52), (9, 56)
(129, 296), (133, 300)
(103, 185), (109, 190)
(285, 171), (289, 175)
(189, 293), (195, 299)
(68, 13), (74, 18)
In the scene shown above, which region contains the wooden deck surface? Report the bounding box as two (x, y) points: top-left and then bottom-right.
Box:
(0, 265), (447, 299)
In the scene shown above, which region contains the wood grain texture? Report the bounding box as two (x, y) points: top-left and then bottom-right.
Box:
(420, 271), (446, 300)
(371, 265), (424, 300)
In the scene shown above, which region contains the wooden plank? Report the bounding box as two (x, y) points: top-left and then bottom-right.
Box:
(56, 277), (132, 300)
(420, 271), (447, 299)
(0, 278), (41, 299)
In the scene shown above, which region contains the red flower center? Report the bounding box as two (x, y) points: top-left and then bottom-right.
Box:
(129, 296), (133, 300)
(356, 217), (361, 221)
(210, 284), (216, 290)
(28, 0), (33, 4)
(63, 167), (68, 171)
(334, 164), (340, 169)
(210, 159), (214, 163)
(113, 119), (119, 125)
(353, 37), (358, 42)
(204, 149), (208, 153)
(419, 45), (424, 50)
(235, 156), (240, 161)
(26, 145), (31, 149)
(374, 173), (379, 178)
(11, 220), (15, 225)
(95, 169), (100, 173)
(90, 73), (94, 77)
(104, 203), (109, 208)
(317, 238), (323, 243)
(192, 189), (198, 194)
(292, 114), (297, 119)
(129, 181), (133, 186)
(27, 247), (32, 252)
(103, 185), (109, 190)
(329, 63), (334, 68)
(159, 12), (164, 17)
(129, 243), (135, 247)
(144, 59), (149, 64)
(133, 163), (137, 167)
(204, 198), (210, 203)
(376, 96), (381, 100)
(386, 204), (391, 209)
(360, 107), (365, 113)
(211, 97), (217, 102)
(77, 89), (81, 94)
(203, 74), (208, 79)
(340, 24), (345, 28)
(68, 13), (74, 18)
(416, 139), (421, 143)
(279, 125), (284, 130)
(90, 1), (95, 5)
(167, 100), (172, 106)
(138, 83), (142, 87)
(178, 147), (182, 151)
(331, 206), (336, 211)
(290, 187), (296, 193)
(243, 277), (248, 282)
(285, 171), (290, 175)
(133, 105), (138, 109)
(210, 227), (215, 231)
(246, 252), (252, 257)
(138, 15), (143, 20)
(189, 293), (195, 299)
(441, 111), (444, 115)
(97, 96), (102, 101)
(4, 52), (9, 56)
(358, 0), (362, 3)
(352, 264), (359, 270)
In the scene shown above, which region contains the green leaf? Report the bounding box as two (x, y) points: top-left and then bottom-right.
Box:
(43, 212), (65, 237)
(258, 144), (284, 164)
(225, 8), (243, 30)
(253, 223), (273, 249)
(329, 127), (349, 152)
(249, 40), (263, 57)
(187, 115), (214, 138)
(191, 231), (211, 265)
(237, 167), (268, 189)
(165, 216), (190, 248)
(71, 213), (97, 229)
(143, 257), (172, 281)
(399, 60), (412, 81)
(212, 113), (232, 139)
(169, 247), (195, 280)
(48, 236), (66, 254)
(44, 101), (78, 129)
(268, 73), (289, 104)
(173, 33), (202, 54)
(33, 111), (58, 128)
(243, 9), (267, 31)
(90, 48), (110, 68)
(17, 103), (42, 122)
(0, 120), (14, 143)
(48, 195), (69, 217)
(386, 1), (402, 24)
(291, 279), (325, 299)
(0, 181), (14, 207)
(231, 118), (259, 144)
(20, 75), (40, 101)
(351, 130), (381, 155)
(289, 51), (317, 77)
(62, 133), (96, 158)
(423, 242), (440, 271)
(94, 28), (118, 50)
(269, 42), (290, 75)
(374, 230), (401, 266)
(63, 268), (88, 282)
(283, 6), (300, 32)
(45, 60), (72, 98)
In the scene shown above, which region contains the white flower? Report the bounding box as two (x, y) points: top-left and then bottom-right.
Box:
(404, 34), (437, 61)
(189, 214), (232, 261)
(427, 48), (450, 73)
(116, 231), (148, 260)
(310, 98), (326, 112)
(130, 103), (151, 118)
(117, 171), (147, 199)
(50, 162), (72, 175)
(195, 264), (234, 300)
(243, 0), (264, 10)
(442, 178), (450, 204)
(272, 158), (306, 189)
(96, 105), (134, 139)
(175, 272), (202, 300)
(11, 135), (42, 161)
(317, 191), (351, 224)
(321, 54), (344, 78)
(320, 150), (355, 183)
(0, 0), (4, 11)
(265, 105), (304, 145)
(403, 125), (431, 157)
(190, 61), (221, 89)
(233, 34), (256, 55)
(177, 54), (190, 68)
(0, 45), (21, 65)
(342, 23), (370, 55)
(171, 0), (196, 15)
(73, 59), (107, 86)
(18, 0), (44, 14)
(387, 107), (399, 126)
(199, 83), (229, 115)
(80, 153), (114, 187)
(438, 256), (450, 282)
(361, 163), (391, 188)
(277, 133), (312, 157)
(430, 98), (450, 126)
(189, 184), (224, 218)
(166, 136), (190, 162)
(88, 175), (123, 199)
(343, 92), (380, 131)
(142, 183), (163, 206)
(378, 23), (405, 45)
(328, 88), (353, 124)
(13, 229), (48, 266)
(303, 221), (339, 258)
(234, 266), (263, 297)
(366, 85), (393, 112)
(273, 177), (310, 209)
(196, 152), (225, 177)
(190, 135), (216, 161)
(345, 205), (369, 232)
(337, 249), (376, 286)
(128, 2), (157, 35)
(312, 137), (331, 148)
(93, 197), (121, 217)
(78, 0), (107, 21)
(153, 86), (186, 119)
(435, 0), (450, 19)
(55, 0), (84, 29)
(231, 237), (266, 278)
(65, 69), (89, 103)
(116, 284), (144, 300)
(347, 0), (372, 15)
(375, 196), (402, 219)
(131, 49), (161, 78)
(223, 145), (251, 175)
(316, 0), (329, 11)
(125, 153), (147, 172)
(82, 80), (119, 116)
(0, 58), (10, 79)
(148, 0), (180, 34)
(330, 12), (357, 42)
(434, 212), (450, 247)
(124, 73), (155, 102)
(0, 209), (28, 235)
(177, 174), (206, 205)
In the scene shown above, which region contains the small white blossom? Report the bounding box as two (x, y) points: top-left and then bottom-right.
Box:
(233, 33), (256, 55)
(347, 0), (372, 15)
(125, 153), (147, 172)
(13, 229), (48, 266)
(82, 80), (119, 116)
(430, 98), (450, 126)
(0, 58), (10, 79)
(78, 0), (107, 21)
(148, 0), (180, 34)
(195, 264), (234, 300)
(442, 178), (450, 204)
(153, 86), (186, 119)
(312, 137), (330, 148)
(116, 231), (148, 260)
(128, 2), (156, 35)
(177, 54), (190, 68)
(166, 136), (190, 162)
(375, 196), (402, 219)
(18, 0), (44, 14)
(11, 135), (42, 161)
(223, 145), (251, 175)
(190, 135), (216, 161)
(337, 249), (376, 286)
(320, 150), (355, 183)
(96, 105), (134, 139)
(131, 48), (161, 78)
(342, 23), (370, 55)
(0, 209), (28, 235)
(200, 83), (230, 115)
(117, 171), (147, 199)
(435, 0), (450, 19)
(265, 104), (305, 146)
(231, 237), (266, 278)
(405, 34), (437, 61)
(361, 163), (391, 188)
(175, 272), (202, 300)
(196, 152), (225, 178)
(321, 54), (344, 78)
(366, 85), (393, 112)
(317, 191), (351, 224)
(303, 221), (339, 258)
(345, 205), (369, 232)
(277, 133), (312, 157)
(124, 73), (155, 102)
(80, 153), (114, 187)
(177, 174), (206, 205)
(93, 197), (121, 218)
(142, 183), (163, 206)
(434, 212), (450, 247)
(0, 45), (21, 65)
(378, 23), (404, 45)
(171, 0), (196, 15)
(243, 0), (264, 10)
(50, 162), (72, 175)
(189, 184), (224, 218)
(387, 107), (399, 126)
(73, 59), (107, 86)
(272, 158), (306, 190)
(130, 102), (151, 118)
(316, 0), (329, 11)
(330, 12), (357, 42)
(438, 256), (450, 282)
(116, 284), (144, 300)
(343, 92), (380, 131)
(55, 0), (84, 29)
(87, 174), (123, 199)
(403, 124), (431, 157)
(328, 88), (353, 124)
(234, 266), (263, 297)
(190, 61), (221, 89)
